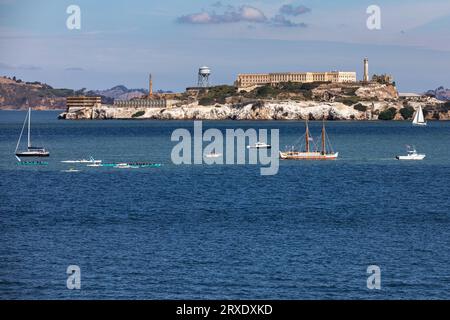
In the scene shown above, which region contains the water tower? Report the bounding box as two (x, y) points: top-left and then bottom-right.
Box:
(198, 66), (211, 87)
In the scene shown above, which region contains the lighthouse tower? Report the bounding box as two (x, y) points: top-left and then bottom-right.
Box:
(363, 58), (369, 82)
(149, 73), (153, 97)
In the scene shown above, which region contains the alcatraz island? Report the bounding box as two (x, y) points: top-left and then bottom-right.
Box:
(4, 58), (450, 121)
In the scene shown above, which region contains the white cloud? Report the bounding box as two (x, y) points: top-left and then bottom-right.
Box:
(176, 3), (311, 28)
(176, 5), (267, 24)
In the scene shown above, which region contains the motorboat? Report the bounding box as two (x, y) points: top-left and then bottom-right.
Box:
(396, 147), (425, 160)
(247, 142), (271, 149)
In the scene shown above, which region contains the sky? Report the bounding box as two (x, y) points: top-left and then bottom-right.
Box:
(0, 0), (449, 92)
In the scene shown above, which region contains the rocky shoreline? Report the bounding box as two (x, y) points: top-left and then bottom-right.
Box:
(59, 99), (450, 121)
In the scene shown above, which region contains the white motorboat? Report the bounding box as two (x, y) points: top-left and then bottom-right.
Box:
(396, 147), (426, 160)
(247, 142), (271, 149)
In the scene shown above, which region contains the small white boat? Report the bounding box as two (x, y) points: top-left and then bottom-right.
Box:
(396, 147), (425, 160)
(205, 151), (222, 158)
(61, 168), (80, 173)
(61, 156), (102, 164)
(247, 142), (271, 149)
(412, 106), (427, 126)
(113, 163), (139, 169)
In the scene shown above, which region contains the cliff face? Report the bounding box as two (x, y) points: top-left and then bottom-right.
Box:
(0, 77), (67, 110)
(355, 83), (399, 100)
(0, 76), (157, 110)
(311, 82), (398, 101)
(59, 98), (450, 121)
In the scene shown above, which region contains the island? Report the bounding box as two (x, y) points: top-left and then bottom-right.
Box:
(58, 81), (450, 121)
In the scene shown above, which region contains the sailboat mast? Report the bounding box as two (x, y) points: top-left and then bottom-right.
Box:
(15, 109), (28, 154)
(305, 119), (310, 153)
(27, 108), (31, 148)
(321, 119), (326, 154)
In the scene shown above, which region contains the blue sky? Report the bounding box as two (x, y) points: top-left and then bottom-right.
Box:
(0, 0), (449, 92)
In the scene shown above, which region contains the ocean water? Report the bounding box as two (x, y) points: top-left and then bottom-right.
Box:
(1, 110), (450, 300)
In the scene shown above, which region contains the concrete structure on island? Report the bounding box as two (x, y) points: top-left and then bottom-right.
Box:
(236, 71), (357, 90)
(113, 98), (168, 108)
(66, 96), (101, 109)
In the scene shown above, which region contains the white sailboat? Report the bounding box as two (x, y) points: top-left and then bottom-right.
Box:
(412, 105), (427, 126)
(15, 108), (49, 159)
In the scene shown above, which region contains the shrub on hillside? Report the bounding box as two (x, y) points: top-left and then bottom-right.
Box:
(255, 85), (278, 98)
(132, 110), (145, 118)
(199, 97), (214, 106)
(399, 106), (415, 119)
(354, 103), (367, 112)
(378, 107), (397, 120)
(339, 96), (361, 106)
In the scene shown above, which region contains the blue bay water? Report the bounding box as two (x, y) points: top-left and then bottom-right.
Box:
(0, 110), (450, 299)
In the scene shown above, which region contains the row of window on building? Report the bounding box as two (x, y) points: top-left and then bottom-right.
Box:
(113, 99), (167, 108)
(66, 96), (167, 109)
(236, 72), (357, 87)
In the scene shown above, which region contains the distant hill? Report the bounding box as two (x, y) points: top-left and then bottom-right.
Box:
(0, 76), (75, 110)
(426, 86), (450, 101)
(91, 85), (148, 101)
(0, 76), (173, 110)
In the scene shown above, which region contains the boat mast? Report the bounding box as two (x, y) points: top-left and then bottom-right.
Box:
(305, 119), (310, 153)
(15, 109), (28, 154)
(27, 108), (31, 149)
(321, 118), (326, 155)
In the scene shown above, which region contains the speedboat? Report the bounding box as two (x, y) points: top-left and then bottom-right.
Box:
(396, 147), (425, 160)
(247, 142), (271, 149)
